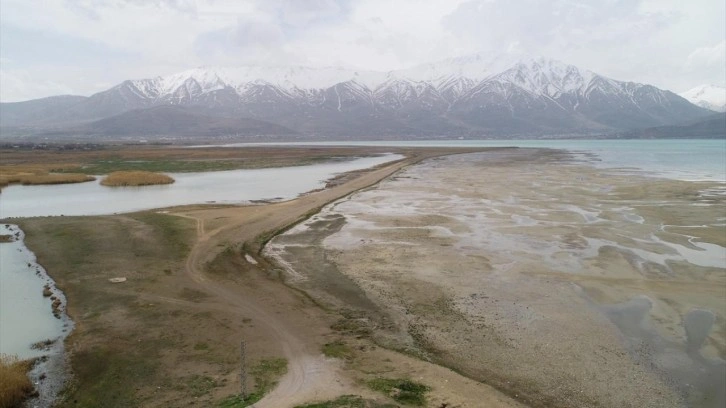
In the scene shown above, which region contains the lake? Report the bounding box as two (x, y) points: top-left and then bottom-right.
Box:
(209, 139), (726, 182)
(0, 153), (402, 359)
(0, 153), (404, 218)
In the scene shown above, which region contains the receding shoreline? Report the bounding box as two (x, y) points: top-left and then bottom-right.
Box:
(0, 224), (71, 408)
(267, 148), (726, 408)
(7, 145), (725, 407)
(7, 146), (520, 408)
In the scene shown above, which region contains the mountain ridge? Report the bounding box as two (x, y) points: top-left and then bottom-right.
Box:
(0, 54), (715, 140)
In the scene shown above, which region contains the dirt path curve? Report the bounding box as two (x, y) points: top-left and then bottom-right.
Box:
(169, 149), (486, 408)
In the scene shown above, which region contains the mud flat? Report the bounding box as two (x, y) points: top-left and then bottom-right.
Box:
(267, 148), (726, 408)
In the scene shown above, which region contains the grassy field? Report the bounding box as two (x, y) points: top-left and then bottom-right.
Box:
(0, 145), (395, 189)
(15, 213), (258, 407)
(101, 171), (174, 187)
(1, 145), (396, 174)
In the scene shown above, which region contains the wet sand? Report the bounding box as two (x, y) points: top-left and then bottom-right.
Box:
(267, 148), (726, 407)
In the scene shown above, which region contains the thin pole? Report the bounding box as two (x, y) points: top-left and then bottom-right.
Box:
(240, 340), (247, 399)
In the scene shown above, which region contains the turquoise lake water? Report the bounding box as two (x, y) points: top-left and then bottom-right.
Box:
(213, 139), (726, 182)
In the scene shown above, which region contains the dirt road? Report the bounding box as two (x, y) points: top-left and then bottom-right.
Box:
(169, 149), (481, 407)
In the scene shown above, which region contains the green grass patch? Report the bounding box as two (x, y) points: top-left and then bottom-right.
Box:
(182, 374), (219, 397)
(71, 159), (246, 174)
(366, 378), (430, 406)
(58, 347), (158, 408)
(322, 340), (353, 360)
(131, 212), (193, 259)
(70, 156), (345, 175)
(216, 357), (288, 408)
(330, 318), (372, 337)
(294, 395), (399, 408)
(250, 358), (287, 393)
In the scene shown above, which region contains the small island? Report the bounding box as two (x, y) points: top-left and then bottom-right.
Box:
(0, 166), (96, 192)
(101, 171), (175, 187)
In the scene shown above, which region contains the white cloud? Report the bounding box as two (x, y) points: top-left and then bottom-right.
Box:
(687, 40), (726, 68)
(0, 68), (75, 100)
(0, 0), (724, 101)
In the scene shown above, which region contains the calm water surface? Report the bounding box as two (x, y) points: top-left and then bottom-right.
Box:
(0, 154), (401, 358)
(0, 224), (68, 359)
(0, 153), (403, 218)
(210, 139), (726, 182)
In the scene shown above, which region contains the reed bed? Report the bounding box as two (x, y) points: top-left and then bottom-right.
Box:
(0, 164), (95, 191)
(0, 354), (33, 408)
(101, 171), (175, 187)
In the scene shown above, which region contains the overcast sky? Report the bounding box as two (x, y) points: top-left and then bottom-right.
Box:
(1, 0), (724, 102)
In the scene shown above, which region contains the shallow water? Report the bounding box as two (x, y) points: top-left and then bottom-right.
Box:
(602, 298), (725, 408)
(0, 224), (69, 359)
(0, 154), (400, 381)
(0, 153), (403, 218)
(268, 149), (726, 407)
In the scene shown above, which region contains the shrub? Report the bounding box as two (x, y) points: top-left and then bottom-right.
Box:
(367, 377), (430, 406)
(0, 354), (34, 408)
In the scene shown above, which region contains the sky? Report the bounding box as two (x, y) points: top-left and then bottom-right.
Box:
(1, 0), (724, 102)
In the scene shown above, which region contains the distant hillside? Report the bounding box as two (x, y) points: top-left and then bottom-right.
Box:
(80, 105), (297, 138)
(1, 106), (298, 141)
(613, 112), (725, 139)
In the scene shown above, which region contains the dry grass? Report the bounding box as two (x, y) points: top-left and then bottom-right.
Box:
(101, 171), (175, 187)
(0, 354), (34, 408)
(0, 164), (95, 191)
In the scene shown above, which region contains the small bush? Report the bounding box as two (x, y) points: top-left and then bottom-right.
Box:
(184, 374), (218, 397)
(367, 377), (430, 406)
(322, 340), (353, 360)
(294, 395), (366, 408)
(0, 354), (34, 408)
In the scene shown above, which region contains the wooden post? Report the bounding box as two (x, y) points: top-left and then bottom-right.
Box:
(240, 340), (247, 399)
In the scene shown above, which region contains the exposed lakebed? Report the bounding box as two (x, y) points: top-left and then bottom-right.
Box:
(268, 148), (726, 408)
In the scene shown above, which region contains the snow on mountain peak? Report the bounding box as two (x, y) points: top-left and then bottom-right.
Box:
(679, 85), (726, 112)
(134, 53), (597, 97)
(120, 53), (673, 108)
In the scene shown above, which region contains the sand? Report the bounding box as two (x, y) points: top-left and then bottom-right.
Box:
(268, 148), (726, 408)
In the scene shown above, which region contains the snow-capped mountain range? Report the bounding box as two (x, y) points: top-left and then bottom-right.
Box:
(679, 85), (726, 112)
(0, 54), (716, 140)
